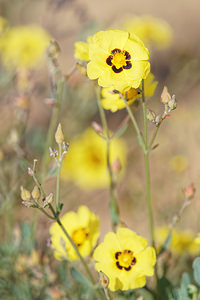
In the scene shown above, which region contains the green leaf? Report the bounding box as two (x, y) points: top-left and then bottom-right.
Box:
(70, 267), (91, 287)
(177, 272), (191, 300)
(157, 276), (176, 300)
(193, 257), (200, 286)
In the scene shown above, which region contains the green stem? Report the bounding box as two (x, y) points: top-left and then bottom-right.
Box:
(120, 93), (145, 151)
(56, 142), (62, 211)
(40, 78), (64, 181)
(96, 89), (119, 227)
(141, 79), (155, 247)
(149, 125), (160, 150)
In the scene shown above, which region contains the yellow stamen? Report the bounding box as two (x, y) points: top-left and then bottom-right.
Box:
(111, 52), (126, 69)
(118, 250), (134, 268)
(72, 228), (88, 246)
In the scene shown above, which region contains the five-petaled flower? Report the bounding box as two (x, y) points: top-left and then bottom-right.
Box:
(93, 227), (156, 291)
(50, 206), (99, 261)
(87, 30), (150, 92)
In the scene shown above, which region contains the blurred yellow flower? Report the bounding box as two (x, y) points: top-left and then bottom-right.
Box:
(87, 30), (150, 92)
(93, 227), (156, 291)
(156, 226), (199, 255)
(170, 154), (188, 173)
(101, 72), (157, 112)
(194, 233), (200, 245)
(0, 25), (51, 69)
(15, 249), (39, 273)
(61, 128), (127, 189)
(50, 206), (99, 261)
(123, 15), (172, 49)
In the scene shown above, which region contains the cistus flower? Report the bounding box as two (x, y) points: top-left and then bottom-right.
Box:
(93, 227), (156, 291)
(50, 206), (99, 261)
(0, 25), (51, 69)
(156, 227), (199, 255)
(123, 15), (172, 49)
(101, 72), (157, 112)
(61, 128), (126, 189)
(87, 30), (150, 92)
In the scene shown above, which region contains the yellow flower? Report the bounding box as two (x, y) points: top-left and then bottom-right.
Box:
(156, 226), (199, 255)
(170, 154), (188, 173)
(61, 128), (126, 189)
(74, 41), (89, 61)
(123, 15), (172, 49)
(93, 227), (156, 291)
(0, 25), (51, 69)
(194, 233), (200, 245)
(50, 206), (99, 261)
(101, 72), (157, 112)
(15, 249), (39, 273)
(87, 30), (150, 92)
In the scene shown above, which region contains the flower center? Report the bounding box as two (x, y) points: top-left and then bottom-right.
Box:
(123, 88), (140, 102)
(72, 228), (88, 247)
(106, 48), (132, 74)
(115, 249), (136, 271)
(111, 52), (127, 69)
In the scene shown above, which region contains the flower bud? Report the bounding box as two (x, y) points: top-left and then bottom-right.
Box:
(146, 108), (156, 121)
(43, 193), (54, 207)
(99, 271), (109, 288)
(155, 115), (162, 125)
(92, 121), (103, 134)
(168, 95), (177, 110)
(55, 123), (64, 144)
(46, 40), (60, 58)
(31, 186), (41, 200)
(161, 86), (171, 104)
(20, 186), (31, 201)
(111, 158), (121, 173)
(183, 183), (195, 199)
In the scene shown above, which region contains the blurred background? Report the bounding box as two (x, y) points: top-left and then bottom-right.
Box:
(0, 0), (200, 298)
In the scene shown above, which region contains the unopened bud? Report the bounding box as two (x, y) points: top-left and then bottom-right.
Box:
(20, 186), (31, 201)
(155, 115), (162, 125)
(99, 271), (109, 288)
(47, 40), (61, 58)
(111, 158), (121, 173)
(43, 193), (54, 207)
(55, 123), (64, 144)
(92, 121), (103, 134)
(31, 186), (41, 200)
(161, 86), (171, 104)
(168, 95), (177, 110)
(183, 183), (195, 199)
(146, 109), (156, 121)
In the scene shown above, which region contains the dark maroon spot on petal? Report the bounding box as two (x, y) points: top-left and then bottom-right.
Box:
(124, 266), (132, 271)
(124, 51), (131, 60)
(115, 252), (121, 259)
(116, 261), (123, 270)
(111, 48), (121, 54)
(131, 257), (137, 265)
(127, 250), (131, 253)
(106, 55), (113, 66)
(112, 66), (123, 73)
(123, 61), (132, 70)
